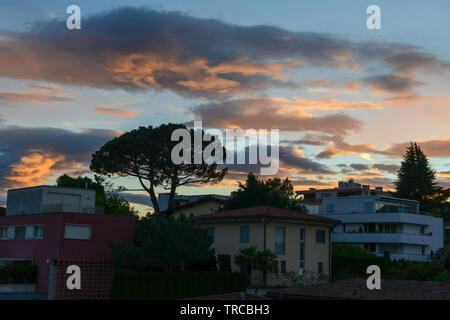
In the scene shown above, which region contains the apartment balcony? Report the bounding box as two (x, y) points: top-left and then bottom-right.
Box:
(321, 212), (440, 226)
(332, 232), (432, 246)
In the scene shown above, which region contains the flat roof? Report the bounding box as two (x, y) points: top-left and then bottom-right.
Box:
(7, 185), (96, 192)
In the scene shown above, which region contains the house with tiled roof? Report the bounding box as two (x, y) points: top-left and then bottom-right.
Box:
(195, 206), (340, 286)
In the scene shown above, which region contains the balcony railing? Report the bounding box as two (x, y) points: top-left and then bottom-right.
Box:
(332, 232), (433, 245)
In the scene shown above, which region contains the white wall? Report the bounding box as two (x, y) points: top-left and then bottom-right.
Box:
(6, 186), (96, 215)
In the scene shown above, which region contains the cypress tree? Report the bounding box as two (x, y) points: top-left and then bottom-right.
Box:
(394, 142), (441, 212)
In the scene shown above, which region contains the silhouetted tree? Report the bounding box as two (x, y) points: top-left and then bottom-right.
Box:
(90, 124), (227, 213)
(223, 173), (306, 212)
(394, 142), (447, 213)
(110, 214), (215, 271)
(56, 174), (137, 216)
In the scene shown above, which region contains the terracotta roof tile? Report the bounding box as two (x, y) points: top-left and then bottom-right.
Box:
(195, 206), (340, 225)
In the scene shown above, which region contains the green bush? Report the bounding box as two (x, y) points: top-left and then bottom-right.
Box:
(0, 263), (38, 284)
(332, 254), (450, 281)
(217, 255), (232, 272)
(332, 244), (377, 257)
(332, 255), (391, 279)
(111, 270), (247, 300)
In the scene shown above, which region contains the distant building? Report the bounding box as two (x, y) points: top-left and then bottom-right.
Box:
(161, 196), (225, 217)
(297, 181), (444, 261)
(196, 206), (340, 285)
(0, 186), (134, 300)
(157, 193), (228, 212)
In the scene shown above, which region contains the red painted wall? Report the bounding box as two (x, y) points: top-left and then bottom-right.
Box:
(0, 213), (134, 293)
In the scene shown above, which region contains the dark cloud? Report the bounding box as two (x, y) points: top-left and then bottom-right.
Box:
(350, 163), (369, 171)
(372, 163), (400, 174)
(0, 7), (446, 100)
(279, 146), (333, 174)
(362, 74), (424, 94)
(383, 51), (450, 75)
(191, 98), (362, 135)
(0, 126), (120, 189)
(291, 179), (330, 186)
(217, 145), (333, 175)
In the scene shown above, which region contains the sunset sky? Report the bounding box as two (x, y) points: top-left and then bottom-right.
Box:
(0, 0), (449, 212)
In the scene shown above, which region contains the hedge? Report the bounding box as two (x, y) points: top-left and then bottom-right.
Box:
(111, 270), (248, 300)
(332, 255), (450, 281)
(332, 254), (391, 279)
(0, 263), (38, 284)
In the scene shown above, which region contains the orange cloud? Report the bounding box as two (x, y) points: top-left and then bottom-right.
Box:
(106, 53), (306, 94)
(0, 91), (72, 104)
(5, 152), (65, 188)
(92, 107), (137, 118)
(4, 152), (91, 189)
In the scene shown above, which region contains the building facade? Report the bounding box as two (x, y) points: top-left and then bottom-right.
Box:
(162, 196), (224, 217)
(0, 186), (134, 299)
(157, 193), (228, 212)
(196, 206), (340, 285)
(297, 181), (444, 261)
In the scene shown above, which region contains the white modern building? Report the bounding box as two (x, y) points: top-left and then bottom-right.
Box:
(5, 186), (96, 215)
(297, 181), (444, 261)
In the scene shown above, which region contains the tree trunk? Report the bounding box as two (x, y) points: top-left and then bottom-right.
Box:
(149, 184), (160, 214)
(136, 174), (160, 214)
(168, 173), (178, 210)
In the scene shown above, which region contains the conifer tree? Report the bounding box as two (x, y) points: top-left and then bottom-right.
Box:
(394, 142), (442, 212)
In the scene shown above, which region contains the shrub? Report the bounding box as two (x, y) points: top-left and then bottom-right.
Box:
(217, 255), (232, 272)
(0, 263), (38, 284)
(332, 255), (390, 280)
(332, 243), (377, 257)
(111, 270), (247, 300)
(332, 253), (450, 282)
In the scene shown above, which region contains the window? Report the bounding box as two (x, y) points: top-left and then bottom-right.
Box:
(0, 227), (8, 240)
(364, 202), (374, 213)
(14, 226), (26, 240)
(391, 224), (398, 233)
(299, 229), (305, 275)
(207, 227), (215, 243)
(318, 262), (323, 276)
(280, 261), (286, 274)
(64, 224), (91, 240)
(316, 230), (326, 244)
(274, 227), (285, 254)
(325, 203), (334, 213)
(240, 226), (250, 243)
(364, 223), (376, 233)
(33, 225), (43, 239)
